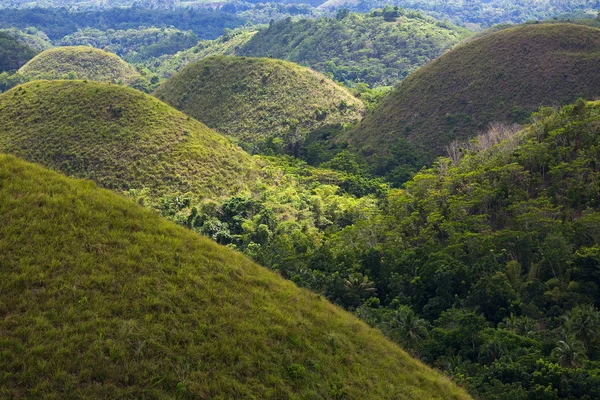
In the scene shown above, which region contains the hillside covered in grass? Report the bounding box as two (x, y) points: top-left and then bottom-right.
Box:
(0, 80), (258, 199)
(0, 30), (37, 72)
(0, 153), (471, 399)
(154, 56), (364, 153)
(347, 23), (600, 180)
(18, 46), (142, 84)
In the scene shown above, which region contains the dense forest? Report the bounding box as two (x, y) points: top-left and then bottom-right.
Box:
(0, 7), (245, 40)
(319, 0), (600, 27)
(0, 31), (37, 72)
(152, 8), (470, 87)
(59, 27), (198, 63)
(236, 8), (470, 86)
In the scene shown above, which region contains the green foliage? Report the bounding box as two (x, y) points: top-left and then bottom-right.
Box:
(328, 101), (600, 397)
(0, 153), (471, 399)
(154, 56), (364, 152)
(19, 46), (142, 84)
(59, 27), (199, 63)
(236, 10), (471, 87)
(0, 7), (244, 40)
(0, 80), (259, 200)
(0, 30), (37, 73)
(347, 23), (600, 170)
(319, 0), (599, 27)
(149, 28), (258, 78)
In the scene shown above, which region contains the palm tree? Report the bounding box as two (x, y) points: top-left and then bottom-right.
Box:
(344, 273), (376, 307)
(552, 336), (586, 368)
(387, 309), (429, 347)
(565, 304), (600, 352)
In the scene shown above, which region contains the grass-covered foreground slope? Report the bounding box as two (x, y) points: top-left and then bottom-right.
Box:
(0, 80), (258, 199)
(347, 23), (600, 171)
(18, 46), (141, 84)
(154, 56), (364, 152)
(0, 154), (471, 399)
(0, 30), (37, 73)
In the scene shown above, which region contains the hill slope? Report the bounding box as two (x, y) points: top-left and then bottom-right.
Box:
(234, 10), (470, 87)
(347, 23), (600, 175)
(0, 80), (258, 199)
(0, 153), (471, 399)
(18, 46), (141, 83)
(0, 30), (37, 72)
(154, 56), (365, 152)
(318, 0), (598, 27)
(152, 10), (470, 87)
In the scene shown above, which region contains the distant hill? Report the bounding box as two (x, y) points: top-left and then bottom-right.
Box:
(0, 153), (472, 399)
(58, 27), (199, 63)
(151, 29), (258, 78)
(154, 56), (365, 152)
(318, 0), (599, 27)
(18, 46), (141, 84)
(0, 80), (259, 199)
(346, 23), (600, 179)
(153, 10), (471, 87)
(0, 30), (37, 73)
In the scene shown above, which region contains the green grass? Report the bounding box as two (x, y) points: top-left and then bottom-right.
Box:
(154, 56), (365, 150)
(347, 23), (600, 166)
(0, 153), (472, 399)
(0, 80), (259, 200)
(18, 46), (141, 84)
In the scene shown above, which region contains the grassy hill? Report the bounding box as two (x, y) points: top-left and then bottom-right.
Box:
(0, 153), (471, 399)
(347, 23), (600, 178)
(0, 30), (37, 72)
(0, 80), (258, 200)
(154, 56), (365, 152)
(18, 46), (142, 84)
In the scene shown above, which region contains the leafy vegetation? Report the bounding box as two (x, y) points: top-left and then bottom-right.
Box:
(235, 9), (471, 87)
(154, 56), (364, 153)
(318, 0), (599, 27)
(0, 7), (245, 40)
(58, 27), (199, 63)
(0, 153), (471, 399)
(277, 100), (600, 399)
(148, 28), (258, 78)
(18, 46), (142, 84)
(0, 80), (259, 199)
(347, 23), (600, 184)
(0, 30), (37, 73)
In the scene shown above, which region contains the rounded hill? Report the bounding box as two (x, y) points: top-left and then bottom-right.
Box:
(347, 23), (600, 170)
(0, 154), (472, 399)
(0, 80), (258, 199)
(18, 46), (141, 84)
(154, 56), (365, 152)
